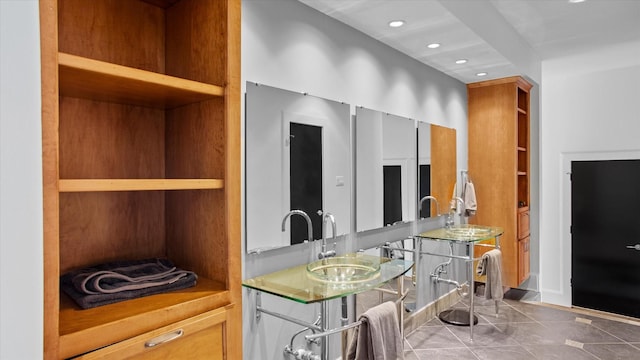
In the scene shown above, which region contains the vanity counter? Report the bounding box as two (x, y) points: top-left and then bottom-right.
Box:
(416, 224), (503, 242)
(242, 254), (413, 304)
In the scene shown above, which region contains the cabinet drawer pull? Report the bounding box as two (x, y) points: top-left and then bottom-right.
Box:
(145, 329), (184, 348)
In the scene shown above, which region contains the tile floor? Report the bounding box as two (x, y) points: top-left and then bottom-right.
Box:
(403, 297), (640, 360)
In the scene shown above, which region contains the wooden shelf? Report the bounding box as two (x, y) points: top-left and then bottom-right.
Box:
(517, 107), (527, 114)
(517, 146), (527, 152)
(517, 171), (527, 176)
(58, 277), (229, 359)
(59, 179), (224, 192)
(58, 52), (225, 109)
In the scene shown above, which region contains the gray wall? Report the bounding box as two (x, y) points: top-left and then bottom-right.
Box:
(0, 1), (44, 358)
(539, 41), (640, 306)
(242, 1), (468, 359)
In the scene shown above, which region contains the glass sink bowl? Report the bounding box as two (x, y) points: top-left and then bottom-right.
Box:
(445, 224), (492, 239)
(306, 254), (382, 283)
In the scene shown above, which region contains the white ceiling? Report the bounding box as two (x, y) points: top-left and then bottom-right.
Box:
(297, 0), (640, 84)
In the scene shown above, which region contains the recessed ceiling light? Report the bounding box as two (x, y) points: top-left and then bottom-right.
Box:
(476, 72), (488, 77)
(427, 43), (441, 49)
(569, 0), (586, 3)
(455, 59), (468, 64)
(388, 20), (405, 28)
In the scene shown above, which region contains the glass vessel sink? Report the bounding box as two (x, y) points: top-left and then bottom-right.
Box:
(445, 224), (492, 239)
(306, 254), (381, 283)
(417, 224), (503, 242)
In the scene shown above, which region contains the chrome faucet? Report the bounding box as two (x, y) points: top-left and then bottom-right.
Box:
(318, 213), (337, 259)
(419, 195), (439, 217)
(450, 197), (465, 224)
(281, 210), (313, 243)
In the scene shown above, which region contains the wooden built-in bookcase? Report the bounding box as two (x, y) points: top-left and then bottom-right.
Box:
(40, 0), (241, 358)
(468, 76), (532, 288)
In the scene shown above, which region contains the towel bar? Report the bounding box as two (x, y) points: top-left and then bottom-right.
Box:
(304, 288), (408, 342)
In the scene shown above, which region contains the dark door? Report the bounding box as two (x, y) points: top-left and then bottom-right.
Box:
(571, 159), (640, 318)
(383, 165), (402, 227)
(419, 164), (431, 218)
(290, 122), (322, 245)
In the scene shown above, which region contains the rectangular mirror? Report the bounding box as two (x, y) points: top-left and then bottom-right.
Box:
(356, 107), (417, 232)
(245, 82), (351, 253)
(421, 122), (457, 218)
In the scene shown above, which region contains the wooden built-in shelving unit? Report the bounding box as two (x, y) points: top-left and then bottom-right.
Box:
(468, 76), (532, 288)
(40, 0), (241, 358)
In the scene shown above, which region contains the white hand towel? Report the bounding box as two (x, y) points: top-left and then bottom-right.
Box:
(463, 181), (477, 216)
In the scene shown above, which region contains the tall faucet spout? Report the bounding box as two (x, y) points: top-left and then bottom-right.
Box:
(281, 210), (313, 243)
(319, 212), (337, 259)
(450, 197), (466, 224)
(451, 197), (465, 215)
(419, 195), (439, 217)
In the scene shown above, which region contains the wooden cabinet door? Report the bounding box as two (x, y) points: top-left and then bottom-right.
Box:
(77, 307), (228, 359)
(518, 236), (530, 284)
(517, 208), (530, 240)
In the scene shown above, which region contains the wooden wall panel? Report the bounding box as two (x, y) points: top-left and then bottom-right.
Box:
(58, 0), (165, 72)
(166, 0), (227, 85)
(431, 124), (457, 215)
(59, 98), (165, 179)
(59, 192), (166, 273)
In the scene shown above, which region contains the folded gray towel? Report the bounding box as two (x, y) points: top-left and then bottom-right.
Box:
(347, 301), (404, 360)
(61, 258), (197, 309)
(476, 249), (503, 301)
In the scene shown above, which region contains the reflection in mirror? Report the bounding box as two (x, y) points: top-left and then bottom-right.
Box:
(356, 107), (417, 232)
(417, 122), (433, 218)
(245, 82), (351, 253)
(424, 123), (457, 219)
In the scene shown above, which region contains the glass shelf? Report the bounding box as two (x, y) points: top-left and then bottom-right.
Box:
(242, 254), (413, 304)
(416, 224), (504, 243)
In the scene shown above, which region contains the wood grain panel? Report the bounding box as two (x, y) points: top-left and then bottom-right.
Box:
(59, 192), (165, 273)
(59, 284), (230, 359)
(468, 81), (519, 286)
(59, 97), (165, 179)
(165, 99), (225, 179)
(166, 190), (227, 284)
(40, 0), (60, 357)
(223, 2), (243, 359)
(59, 179), (224, 192)
(58, 0), (165, 72)
(166, 0), (226, 85)
(74, 307), (227, 360)
(59, 53), (224, 109)
(431, 124), (457, 215)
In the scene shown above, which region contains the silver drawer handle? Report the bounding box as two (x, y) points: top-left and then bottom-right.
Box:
(145, 329), (184, 348)
(626, 244), (640, 251)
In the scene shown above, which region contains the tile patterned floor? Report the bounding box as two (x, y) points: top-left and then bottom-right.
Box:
(403, 297), (640, 360)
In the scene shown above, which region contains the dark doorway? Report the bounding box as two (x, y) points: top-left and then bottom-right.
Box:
(383, 165), (402, 227)
(289, 122), (323, 245)
(419, 164), (432, 218)
(571, 159), (640, 318)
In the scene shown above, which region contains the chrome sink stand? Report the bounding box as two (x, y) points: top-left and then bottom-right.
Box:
(416, 234), (501, 342)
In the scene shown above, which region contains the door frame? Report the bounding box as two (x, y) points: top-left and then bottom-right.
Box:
(561, 150), (640, 307)
(281, 111), (326, 242)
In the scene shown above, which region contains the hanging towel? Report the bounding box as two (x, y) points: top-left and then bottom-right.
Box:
(347, 301), (404, 360)
(61, 258), (197, 309)
(463, 181), (477, 216)
(476, 249), (503, 301)
(449, 182), (459, 212)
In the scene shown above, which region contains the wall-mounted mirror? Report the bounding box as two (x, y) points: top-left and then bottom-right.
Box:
(356, 107), (417, 232)
(245, 82), (351, 253)
(420, 122), (457, 218)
